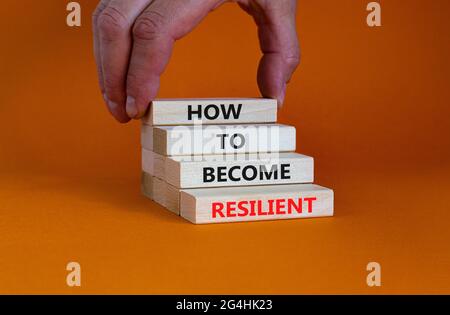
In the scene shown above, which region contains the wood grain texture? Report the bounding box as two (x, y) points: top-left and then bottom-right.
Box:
(141, 124), (153, 151)
(141, 149), (165, 180)
(165, 183), (181, 214)
(180, 184), (333, 224)
(141, 171), (155, 200)
(164, 152), (314, 188)
(142, 173), (167, 209)
(141, 98), (277, 126)
(141, 172), (179, 215)
(141, 124), (296, 156)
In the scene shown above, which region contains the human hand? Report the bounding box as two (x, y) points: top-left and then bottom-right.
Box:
(93, 0), (300, 123)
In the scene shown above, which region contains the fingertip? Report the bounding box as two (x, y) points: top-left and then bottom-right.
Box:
(115, 115), (131, 124)
(277, 83), (287, 108)
(110, 107), (131, 124)
(103, 93), (117, 114)
(104, 93), (130, 123)
(127, 95), (151, 120)
(257, 55), (286, 106)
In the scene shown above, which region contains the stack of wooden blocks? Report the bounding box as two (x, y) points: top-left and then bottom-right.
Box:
(141, 98), (334, 224)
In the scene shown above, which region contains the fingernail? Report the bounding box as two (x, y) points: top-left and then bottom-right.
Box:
(104, 94), (119, 112)
(126, 96), (138, 118)
(108, 100), (119, 112)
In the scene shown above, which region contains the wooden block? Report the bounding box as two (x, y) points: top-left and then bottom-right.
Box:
(142, 124), (296, 156)
(141, 172), (165, 206)
(141, 124), (153, 151)
(142, 98), (277, 126)
(141, 149), (165, 180)
(141, 172), (179, 215)
(141, 171), (155, 200)
(165, 152), (314, 188)
(180, 184), (333, 224)
(165, 183), (181, 214)
(152, 176), (167, 208)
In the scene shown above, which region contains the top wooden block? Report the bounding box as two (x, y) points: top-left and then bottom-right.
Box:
(141, 98), (277, 126)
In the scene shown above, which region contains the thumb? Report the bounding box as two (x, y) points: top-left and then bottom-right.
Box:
(240, 0), (300, 106)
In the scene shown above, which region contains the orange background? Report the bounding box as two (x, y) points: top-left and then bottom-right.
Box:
(1, 0), (449, 294)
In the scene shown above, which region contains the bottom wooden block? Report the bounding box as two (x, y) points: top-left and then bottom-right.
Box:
(180, 184), (334, 224)
(143, 172), (334, 224)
